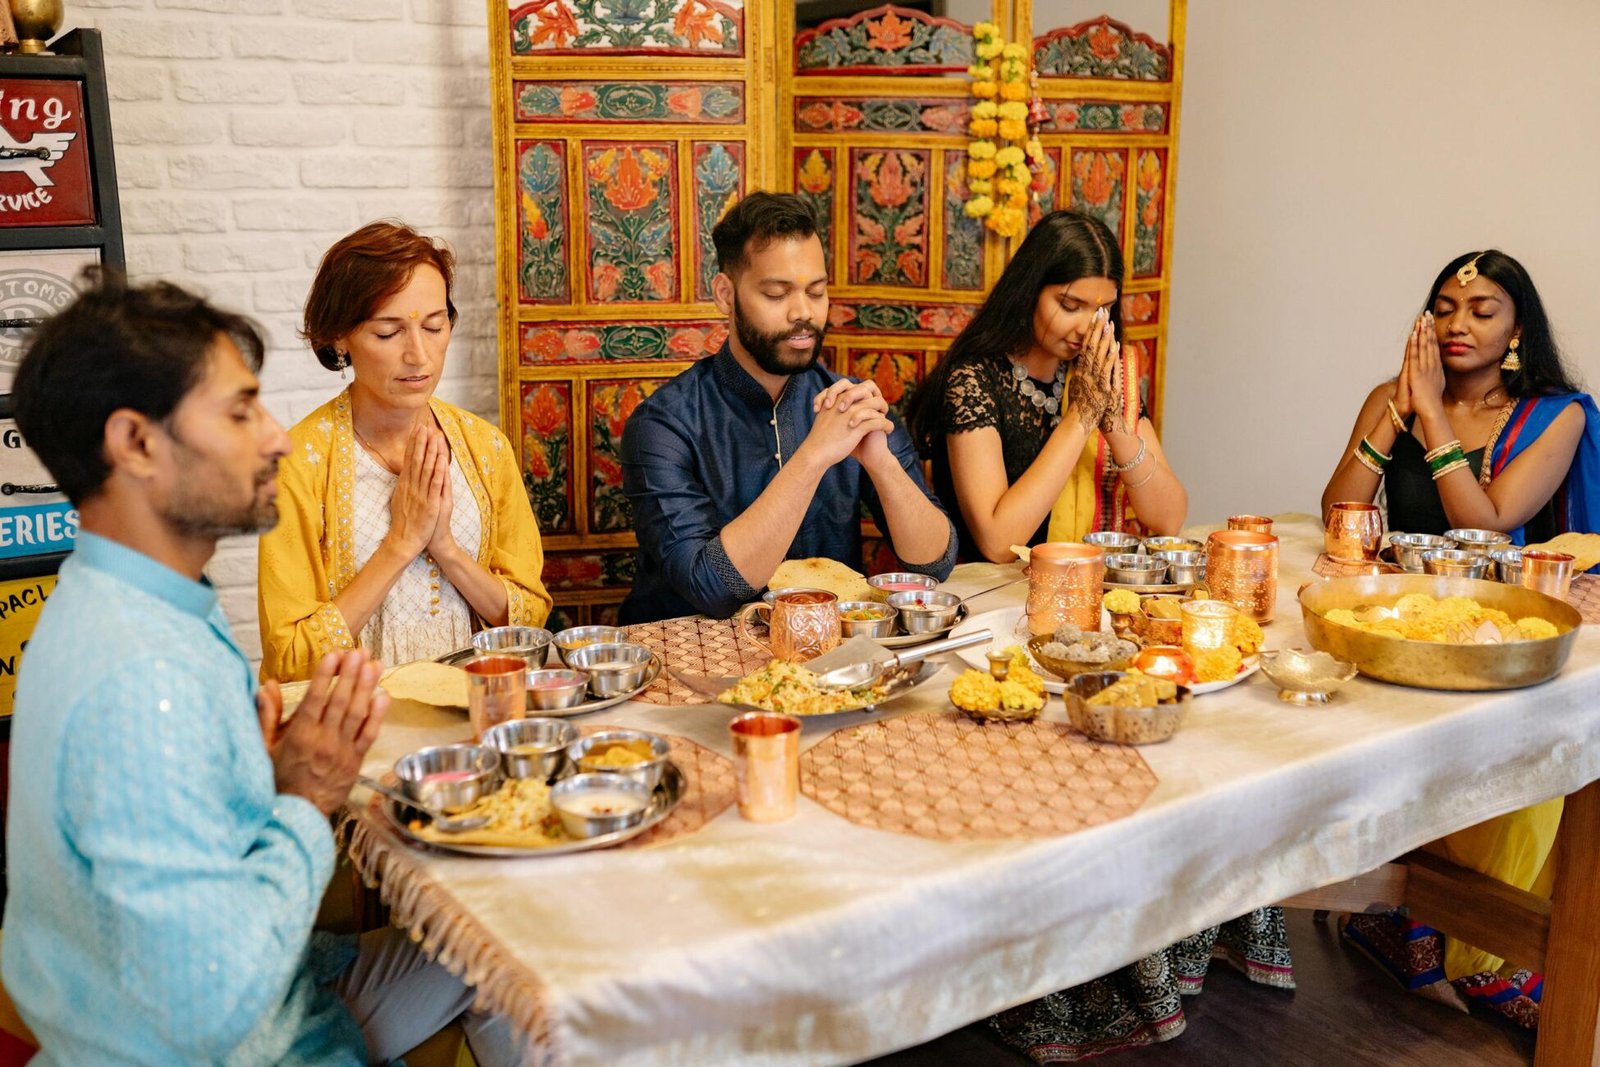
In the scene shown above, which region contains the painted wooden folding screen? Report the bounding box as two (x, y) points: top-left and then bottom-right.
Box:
(491, 2), (1185, 623)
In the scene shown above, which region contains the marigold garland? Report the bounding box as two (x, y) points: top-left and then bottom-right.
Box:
(963, 24), (1046, 239)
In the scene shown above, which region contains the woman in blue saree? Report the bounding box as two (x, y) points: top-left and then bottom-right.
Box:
(1321, 248), (1600, 1028)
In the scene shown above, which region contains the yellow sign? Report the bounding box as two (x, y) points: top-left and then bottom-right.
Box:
(0, 571), (55, 717)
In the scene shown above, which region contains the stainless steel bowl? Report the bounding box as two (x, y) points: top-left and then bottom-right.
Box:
(1156, 549), (1206, 585)
(563, 642), (653, 698)
(867, 572), (937, 596)
(886, 589), (961, 633)
(1299, 573), (1581, 690)
(393, 744), (500, 813)
(837, 599), (897, 639)
(1105, 552), (1168, 584)
(566, 729), (671, 789)
(1062, 670), (1191, 744)
(1445, 528), (1513, 555)
(552, 625), (625, 663)
(1489, 547), (1524, 584)
(523, 668), (589, 710)
(1142, 535), (1204, 555)
(550, 773), (652, 838)
(472, 625), (552, 667)
(1422, 548), (1491, 579)
(1389, 532), (1453, 572)
(1084, 530), (1143, 554)
(481, 717), (578, 780)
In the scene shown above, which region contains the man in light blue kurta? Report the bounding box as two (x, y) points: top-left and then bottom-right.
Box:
(2, 276), (520, 1065)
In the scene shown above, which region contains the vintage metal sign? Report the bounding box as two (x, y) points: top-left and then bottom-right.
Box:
(0, 78), (95, 227)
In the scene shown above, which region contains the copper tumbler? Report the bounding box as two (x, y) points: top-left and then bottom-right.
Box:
(729, 711), (801, 822)
(1206, 530), (1279, 623)
(1325, 501), (1383, 561)
(1521, 550), (1575, 600)
(735, 589), (841, 662)
(1227, 515), (1274, 535)
(465, 653), (527, 738)
(1027, 542), (1105, 635)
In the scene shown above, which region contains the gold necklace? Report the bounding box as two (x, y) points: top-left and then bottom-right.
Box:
(1477, 400), (1517, 489)
(351, 424), (400, 475)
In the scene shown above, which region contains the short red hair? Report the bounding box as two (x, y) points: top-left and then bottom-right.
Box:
(302, 220), (458, 371)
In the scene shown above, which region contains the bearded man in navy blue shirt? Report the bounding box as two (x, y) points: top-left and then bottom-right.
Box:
(620, 193), (956, 624)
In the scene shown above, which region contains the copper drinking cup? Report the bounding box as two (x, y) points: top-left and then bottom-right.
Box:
(728, 711), (801, 822)
(464, 653), (528, 738)
(735, 589), (842, 662)
(1325, 501), (1383, 562)
(1206, 530), (1279, 623)
(1227, 515), (1274, 535)
(1520, 550), (1575, 600)
(1027, 542), (1105, 635)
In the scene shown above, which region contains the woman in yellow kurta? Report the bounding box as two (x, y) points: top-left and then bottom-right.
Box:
(259, 222), (550, 681)
(904, 210), (1186, 564)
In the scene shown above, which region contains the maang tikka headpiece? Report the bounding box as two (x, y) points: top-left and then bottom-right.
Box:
(1456, 252), (1484, 287)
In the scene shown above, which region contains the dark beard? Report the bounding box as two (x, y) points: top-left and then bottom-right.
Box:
(161, 447), (282, 538)
(733, 296), (827, 377)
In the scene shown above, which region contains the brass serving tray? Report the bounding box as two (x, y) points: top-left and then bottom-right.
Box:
(1299, 574), (1581, 690)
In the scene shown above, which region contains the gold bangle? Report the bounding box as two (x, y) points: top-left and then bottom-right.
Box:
(1424, 439), (1462, 463)
(1353, 446), (1385, 475)
(1386, 400), (1406, 434)
(1430, 458), (1471, 480)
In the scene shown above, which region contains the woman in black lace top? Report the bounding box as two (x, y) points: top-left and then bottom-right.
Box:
(905, 210), (1186, 562)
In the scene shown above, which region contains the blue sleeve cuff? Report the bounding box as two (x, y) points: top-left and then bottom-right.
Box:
(702, 535), (759, 617)
(897, 522), (958, 581)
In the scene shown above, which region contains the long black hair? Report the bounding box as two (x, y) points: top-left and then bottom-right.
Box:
(905, 210), (1124, 456)
(1426, 249), (1580, 398)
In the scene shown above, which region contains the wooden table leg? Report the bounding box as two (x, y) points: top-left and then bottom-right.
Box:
(1536, 777), (1600, 1067)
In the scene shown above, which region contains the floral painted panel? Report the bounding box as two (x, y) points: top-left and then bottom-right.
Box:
(794, 98), (969, 134)
(1133, 149), (1167, 278)
(583, 143), (678, 303)
(589, 379), (665, 532)
(849, 350), (921, 424)
(541, 551), (637, 590)
(520, 381), (572, 535)
(1040, 101), (1167, 134)
(1069, 149), (1126, 239)
(850, 149), (929, 287)
(828, 301), (974, 337)
(794, 148), (834, 273)
(1122, 290), (1160, 326)
(795, 6), (971, 73)
(1027, 146), (1061, 227)
(941, 154), (982, 291)
(692, 142), (743, 302)
(516, 140), (567, 304)
(521, 321), (727, 365)
(515, 81), (743, 124)
(1033, 16), (1171, 80)
(510, 0), (743, 56)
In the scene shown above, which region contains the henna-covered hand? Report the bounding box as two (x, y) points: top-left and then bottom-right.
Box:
(1099, 340), (1139, 437)
(1066, 307), (1117, 434)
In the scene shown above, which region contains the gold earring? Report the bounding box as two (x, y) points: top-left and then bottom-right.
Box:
(1502, 336), (1521, 373)
(338, 352), (349, 380)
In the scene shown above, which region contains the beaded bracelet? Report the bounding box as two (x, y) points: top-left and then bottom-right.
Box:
(1431, 457), (1471, 481)
(1358, 437), (1392, 469)
(1386, 400), (1406, 434)
(1107, 435), (1148, 473)
(1353, 445), (1386, 475)
(1424, 439), (1463, 463)
(1427, 445), (1467, 474)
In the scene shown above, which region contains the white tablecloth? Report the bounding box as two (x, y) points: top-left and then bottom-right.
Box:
(352, 515), (1600, 1065)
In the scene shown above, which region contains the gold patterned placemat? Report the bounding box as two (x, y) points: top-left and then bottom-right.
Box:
(623, 616), (771, 705)
(800, 713), (1157, 842)
(1567, 573), (1600, 626)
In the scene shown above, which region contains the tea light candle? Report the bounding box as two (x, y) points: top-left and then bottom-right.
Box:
(1180, 599), (1238, 652)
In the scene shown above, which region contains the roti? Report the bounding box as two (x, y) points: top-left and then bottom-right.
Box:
(770, 558), (878, 603)
(382, 660), (470, 707)
(1524, 532), (1600, 573)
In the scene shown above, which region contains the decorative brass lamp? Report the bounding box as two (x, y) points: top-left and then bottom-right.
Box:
(9, 0), (64, 55)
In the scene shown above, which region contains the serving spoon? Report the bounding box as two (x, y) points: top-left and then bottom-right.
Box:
(814, 628), (994, 691)
(356, 775), (491, 833)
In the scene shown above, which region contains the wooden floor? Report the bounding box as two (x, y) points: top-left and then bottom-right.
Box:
(864, 910), (1536, 1066)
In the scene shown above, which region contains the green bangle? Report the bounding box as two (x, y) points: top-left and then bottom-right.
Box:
(1358, 437), (1391, 469)
(1431, 457), (1471, 481)
(1427, 445), (1466, 473)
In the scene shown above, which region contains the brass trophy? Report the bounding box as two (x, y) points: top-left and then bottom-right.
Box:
(8, 0), (63, 55)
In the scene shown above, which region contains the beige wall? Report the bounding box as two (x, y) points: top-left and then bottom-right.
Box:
(1165, 0), (1600, 522)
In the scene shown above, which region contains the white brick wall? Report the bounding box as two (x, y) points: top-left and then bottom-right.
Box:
(62, 1), (499, 664)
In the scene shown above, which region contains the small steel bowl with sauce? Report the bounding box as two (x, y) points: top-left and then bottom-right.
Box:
(837, 600), (897, 639)
(563, 642), (653, 698)
(523, 668), (589, 710)
(1105, 552), (1169, 585)
(886, 589), (961, 634)
(868, 572), (937, 597)
(394, 743), (500, 813)
(566, 729), (671, 790)
(552, 625), (625, 664)
(550, 773), (652, 838)
(471, 625), (553, 668)
(482, 717), (578, 780)
(1084, 530), (1144, 554)
(1389, 533), (1453, 572)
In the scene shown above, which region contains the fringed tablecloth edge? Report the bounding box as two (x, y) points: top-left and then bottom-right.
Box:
(337, 807), (560, 1060)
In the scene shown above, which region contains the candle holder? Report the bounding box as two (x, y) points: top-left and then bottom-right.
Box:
(1206, 530), (1279, 623)
(1027, 542), (1104, 635)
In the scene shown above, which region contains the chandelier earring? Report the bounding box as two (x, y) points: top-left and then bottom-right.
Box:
(1501, 336), (1521, 373)
(337, 351), (350, 379)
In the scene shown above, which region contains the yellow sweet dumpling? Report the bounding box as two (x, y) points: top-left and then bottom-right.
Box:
(1230, 615), (1263, 655)
(998, 678), (1045, 711)
(1322, 593), (1562, 644)
(950, 670), (1002, 713)
(1002, 645), (1046, 696)
(1192, 644), (1243, 684)
(1103, 588), (1142, 615)
(1515, 617), (1560, 640)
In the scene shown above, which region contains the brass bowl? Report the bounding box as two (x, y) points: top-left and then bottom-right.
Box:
(1299, 574), (1581, 690)
(1027, 635), (1135, 681)
(1257, 648), (1358, 705)
(1062, 671), (1192, 744)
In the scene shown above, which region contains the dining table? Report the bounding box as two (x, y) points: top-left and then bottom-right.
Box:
(344, 514), (1600, 1066)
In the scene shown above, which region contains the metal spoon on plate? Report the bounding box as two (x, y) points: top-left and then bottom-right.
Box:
(356, 775), (490, 834)
(813, 628), (994, 691)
